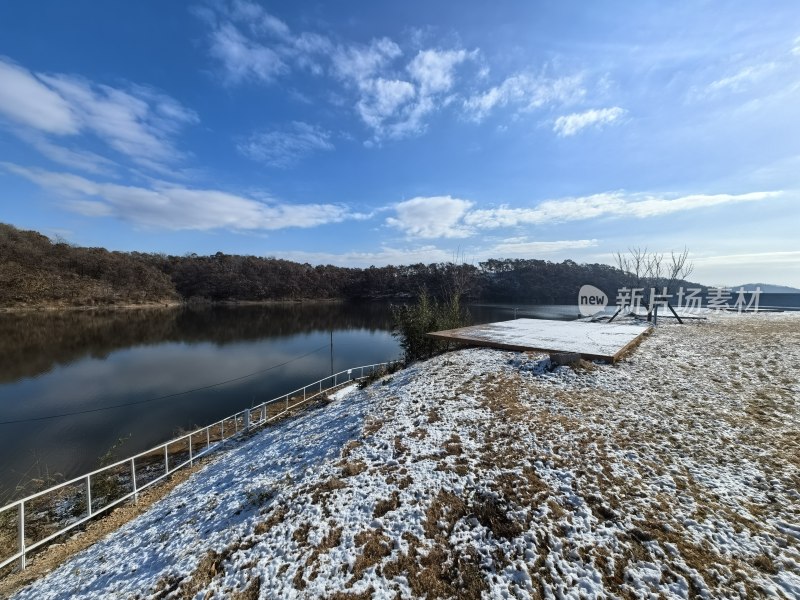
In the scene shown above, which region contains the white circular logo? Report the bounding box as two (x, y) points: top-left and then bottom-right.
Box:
(578, 284), (608, 317)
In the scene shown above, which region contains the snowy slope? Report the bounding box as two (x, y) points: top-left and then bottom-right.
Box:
(12, 312), (800, 599)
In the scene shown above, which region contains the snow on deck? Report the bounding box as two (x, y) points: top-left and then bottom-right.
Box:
(428, 317), (651, 361)
(9, 312), (800, 599)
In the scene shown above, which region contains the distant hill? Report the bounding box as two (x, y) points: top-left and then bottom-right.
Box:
(735, 283), (800, 294)
(1, 221), (699, 308)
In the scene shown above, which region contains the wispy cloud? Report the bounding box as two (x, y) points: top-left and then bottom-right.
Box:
(21, 133), (117, 175)
(0, 58), (79, 134)
(703, 63), (778, 97)
(488, 238), (599, 256)
(386, 191), (780, 239)
(271, 237), (599, 267)
(465, 191), (780, 228)
(331, 37), (402, 84)
(3, 163), (354, 231)
(692, 250), (800, 267)
(552, 107), (626, 137)
(0, 57), (197, 172)
(407, 49), (470, 95)
(269, 245), (455, 267)
(199, 1), (328, 84)
(237, 121), (334, 167)
(196, 5), (475, 143)
(463, 72), (585, 122)
(208, 22), (288, 84)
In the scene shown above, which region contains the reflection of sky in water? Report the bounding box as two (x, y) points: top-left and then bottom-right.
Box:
(0, 302), (552, 499)
(0, 328), (399, 496)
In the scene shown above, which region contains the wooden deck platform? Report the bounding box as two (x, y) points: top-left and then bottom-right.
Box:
(428, 318), (651, 362)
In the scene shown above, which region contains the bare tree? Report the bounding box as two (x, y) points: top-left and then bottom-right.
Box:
(666, 247), (694, 290)
(615, 246), (695, 307)
(614, 246), (650, 288)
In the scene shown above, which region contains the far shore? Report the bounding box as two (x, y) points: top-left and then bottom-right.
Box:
(0, 297), (355, 314)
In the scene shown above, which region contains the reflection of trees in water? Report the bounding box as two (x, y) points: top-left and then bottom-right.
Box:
(0, 303), (394, 383)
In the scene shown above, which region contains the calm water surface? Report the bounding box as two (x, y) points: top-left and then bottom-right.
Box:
(0, 302), (578, 500)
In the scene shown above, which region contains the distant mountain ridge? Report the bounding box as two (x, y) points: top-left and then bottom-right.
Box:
(735, 283), (800, 293)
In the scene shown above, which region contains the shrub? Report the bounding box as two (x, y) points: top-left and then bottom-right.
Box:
(391, 292), (469, 363)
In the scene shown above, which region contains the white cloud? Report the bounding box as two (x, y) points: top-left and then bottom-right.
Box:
(24, 136), (117, 175)
(0, 58), (197, 171)
(463, 73), (585, 122)
(209, 22), (287, 84)
(552, 106), (626, 136)
(229, 0), (291, 39)
(704, 63), (778, 97)
(339, 46), (473, 142)
(196, 6), (474, 143)
(3, 163), (352, 231)
(407, 49), (469, 94)
(238, 122), (334, 167)
(0, 58), (78, 134)
(332, 38), (402, 86)
(269, 245), (455, 267)
(271, 238), (599, 267)
(356, 78), (417, 133)
(38, 74), (198, 168)
(465, 191), (779, 228)
(692, 250), (800, 267)
(385, 190), (780, 239)
(488, 238), (599, 256)
(386, 196), (474, 239)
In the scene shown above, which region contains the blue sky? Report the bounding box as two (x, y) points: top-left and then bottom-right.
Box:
(1, 1), (799, 286)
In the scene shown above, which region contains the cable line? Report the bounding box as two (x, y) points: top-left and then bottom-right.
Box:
(0, 343), (330, 425)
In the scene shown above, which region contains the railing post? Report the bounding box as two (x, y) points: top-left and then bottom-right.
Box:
(221, 421), (224, 440)
(18, 502), (25, 571)
(244, 409), (250, 431)
(164, 445), (169, 474)
(206, 426), (210, 449)
(285, 395), (288, 411)
(189, 435), (193, 466)
(86, 475), (92, 517)
(303, 387), (306, 403)
(131, 457), (138, 504)
(235, 414), (239, 434)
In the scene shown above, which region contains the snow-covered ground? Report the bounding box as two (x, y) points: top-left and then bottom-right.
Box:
(11, 312), (800, 599)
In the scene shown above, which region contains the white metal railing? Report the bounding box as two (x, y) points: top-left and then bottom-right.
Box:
(0, 360), (400, 572)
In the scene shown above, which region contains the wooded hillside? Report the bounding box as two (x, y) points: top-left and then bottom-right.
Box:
(0, 224), (178, 308)
(1, 222), (685, 308)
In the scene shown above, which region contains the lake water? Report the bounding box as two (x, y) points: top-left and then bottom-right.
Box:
(3, 294), (795, 502)
(0, 302), (578, 501)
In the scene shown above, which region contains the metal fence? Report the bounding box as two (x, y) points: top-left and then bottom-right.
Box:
(0, 360), (399, 572)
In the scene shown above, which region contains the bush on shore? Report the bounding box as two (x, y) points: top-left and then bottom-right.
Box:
(391, 292), (469, 363)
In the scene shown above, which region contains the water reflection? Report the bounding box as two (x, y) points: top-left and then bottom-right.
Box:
(0, 301), (572, 500)
(0, 303), (394, 384)
(0, 303), (398, 500)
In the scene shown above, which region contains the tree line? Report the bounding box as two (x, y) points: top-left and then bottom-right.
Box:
(0, 223), (698, 309)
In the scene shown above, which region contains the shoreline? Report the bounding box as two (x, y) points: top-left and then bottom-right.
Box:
(0, 298), (351, 314)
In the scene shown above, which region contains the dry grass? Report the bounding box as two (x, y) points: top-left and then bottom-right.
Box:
(0, 461), (207, 599)
(373, 492), (400, 518)
(340, 460), (367, 478)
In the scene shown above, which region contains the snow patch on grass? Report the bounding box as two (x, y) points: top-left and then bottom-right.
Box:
(11, 312), (800, 599)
